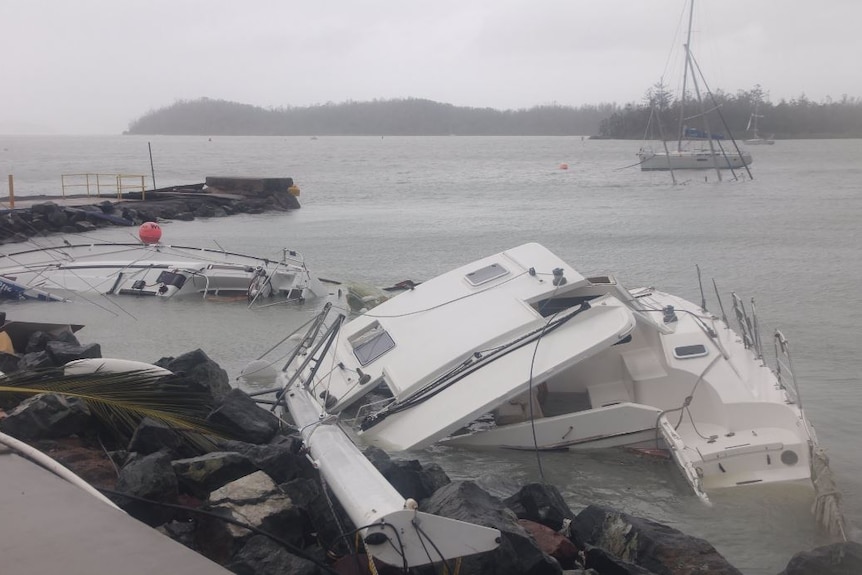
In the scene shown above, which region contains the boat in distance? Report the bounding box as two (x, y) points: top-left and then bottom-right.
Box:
(274, 242), (822, 505)
(637, 0), (753, 178)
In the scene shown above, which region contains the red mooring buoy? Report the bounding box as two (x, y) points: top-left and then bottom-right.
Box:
(139, 222), (162, 244)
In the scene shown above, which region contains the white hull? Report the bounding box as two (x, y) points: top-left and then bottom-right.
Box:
(276, 243), (818, 502)
(744, 138), (775, 145)
(638, 148), (753, 171)
(0, 242), (326, 302)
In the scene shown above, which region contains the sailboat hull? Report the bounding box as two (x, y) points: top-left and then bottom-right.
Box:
(638, 149), (753, 171)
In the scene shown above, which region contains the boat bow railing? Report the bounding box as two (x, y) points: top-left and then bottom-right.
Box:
(731, 292), (764, 362)
(774, 330), (802, 407)
(269, 303), (345, 411)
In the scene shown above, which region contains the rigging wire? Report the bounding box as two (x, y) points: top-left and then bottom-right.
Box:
(525, 280), (570, 484)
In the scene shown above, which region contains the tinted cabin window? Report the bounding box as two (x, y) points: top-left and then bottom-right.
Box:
(352, 325), (396, 366)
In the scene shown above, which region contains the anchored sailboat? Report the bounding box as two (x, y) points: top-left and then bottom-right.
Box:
(637, 0), (753, 180)
(744, 102), (776, 145)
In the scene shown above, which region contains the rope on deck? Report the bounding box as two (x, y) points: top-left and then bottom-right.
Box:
(811, 446), (850, 542)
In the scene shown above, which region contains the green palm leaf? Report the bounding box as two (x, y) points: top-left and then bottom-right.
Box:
(0, 367), (230, 451)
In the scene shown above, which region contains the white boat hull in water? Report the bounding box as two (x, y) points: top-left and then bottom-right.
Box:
(638, 148), (753, 171)
(276, 243), (819, 504)
(0, 242), (327, 302)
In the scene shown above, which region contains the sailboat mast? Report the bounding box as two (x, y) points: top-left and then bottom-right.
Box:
(676, 0), (695, 152)
(686, 53), (723, 181)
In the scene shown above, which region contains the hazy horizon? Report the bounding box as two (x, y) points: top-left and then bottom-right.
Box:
(3, 0), (861, 135)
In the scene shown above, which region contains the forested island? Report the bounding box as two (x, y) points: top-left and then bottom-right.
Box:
(125, 91), (862, 139)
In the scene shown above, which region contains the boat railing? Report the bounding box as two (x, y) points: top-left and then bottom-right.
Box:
(279, 248), (306, 268)
(269, 304), (344, 411)
(773, 330), (802, 407)
(731, 292), (763, 361)
(60, 173), (149, 200)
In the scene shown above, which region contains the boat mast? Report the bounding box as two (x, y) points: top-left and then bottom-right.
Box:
(676, 0), (695, 152)
(685, 48), (723, 181)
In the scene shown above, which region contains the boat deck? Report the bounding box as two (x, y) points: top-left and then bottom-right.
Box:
(0, 445), (231, 575)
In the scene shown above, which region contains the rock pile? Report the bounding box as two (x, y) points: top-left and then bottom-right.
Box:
(0, 183), (301, 245)
(0, 329), (859, 574)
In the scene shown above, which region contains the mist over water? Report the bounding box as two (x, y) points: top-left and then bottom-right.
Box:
(3, 135), (861, 574)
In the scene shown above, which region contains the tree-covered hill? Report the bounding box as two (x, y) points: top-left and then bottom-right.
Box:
(599, 85), (862, 140)
(125, 97), (617, 136)
(126, 92), (862, 138)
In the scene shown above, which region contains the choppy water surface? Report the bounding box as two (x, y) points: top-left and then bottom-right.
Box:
(2, 135), (861, 574)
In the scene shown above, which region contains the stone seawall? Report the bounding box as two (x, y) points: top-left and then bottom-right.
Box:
(0, 179), (301, 246)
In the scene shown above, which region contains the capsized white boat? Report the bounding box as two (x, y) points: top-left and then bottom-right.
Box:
(275, 243), (821, 504)
(0, 240), (327, 303)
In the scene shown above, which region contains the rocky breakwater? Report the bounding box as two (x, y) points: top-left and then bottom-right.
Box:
(0, 326), (859, 574)
(0, 177), (302, 246)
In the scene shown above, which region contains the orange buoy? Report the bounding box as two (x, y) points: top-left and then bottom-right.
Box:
(139, 222), (162, 244)
(288, 185), (301, 197)
(559, 163), (569, 170)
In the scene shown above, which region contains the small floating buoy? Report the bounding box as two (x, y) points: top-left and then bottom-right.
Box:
(288, 185), (301, 197)
(559, 163), (569, 170)
(139, 222), (162, 244)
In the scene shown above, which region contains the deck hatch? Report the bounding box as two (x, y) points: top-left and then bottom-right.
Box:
(351, 322), (396, 366)
(465, 263), (508, 286)
(673, 344), (708, 359)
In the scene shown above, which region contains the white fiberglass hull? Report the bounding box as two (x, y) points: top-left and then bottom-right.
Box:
(277, 243), (818, 501)
(0, 242), (325, 301)
(638, 149), (753, 171)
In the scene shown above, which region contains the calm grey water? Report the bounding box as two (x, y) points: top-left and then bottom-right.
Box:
(2, 135), (862, 574)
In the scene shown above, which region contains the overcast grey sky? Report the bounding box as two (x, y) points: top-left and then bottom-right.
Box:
(2, 0), (860, 135)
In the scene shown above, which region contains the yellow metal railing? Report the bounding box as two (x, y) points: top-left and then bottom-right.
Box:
(60, 173), (148, 200)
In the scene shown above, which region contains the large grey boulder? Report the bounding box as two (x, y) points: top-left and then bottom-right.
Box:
(364, 445), (451, 502)
(207, 388), (280, 445)
(504, 482), (576, 531)
(227, 535), (324, 575)
(196, 471), (307, 564)
(115, 450), (179, 526)
(155, 348), (232, 401)
(0, 393), (92, 440)
(172, 451), (257, 498)
(571, 505), (742, 575)
(424, 480), (561, 575)
(779, 541), (862, 575)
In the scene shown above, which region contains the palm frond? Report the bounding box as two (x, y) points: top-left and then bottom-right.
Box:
(0, 366), (230, 451)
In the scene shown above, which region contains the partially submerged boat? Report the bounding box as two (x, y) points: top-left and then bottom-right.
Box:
(637, 0), (753, 181)
(275, 243), (820, 504)
(0, 240), (327, 304)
